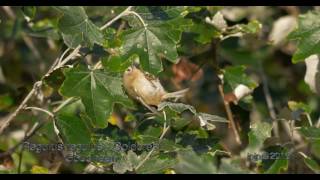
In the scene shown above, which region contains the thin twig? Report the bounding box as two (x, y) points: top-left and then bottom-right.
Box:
(218, 84), (242, 145)
(306, 113), (313, 127)
(0, 81), (41, 134)
(93, 61), (102, 69)
(135, 111), (170, 171)
(258, 61), (280, 138)
(17, 148), (24, 174)
(211, 40), (241, 145)
(24, 106), (54, 118)
(0, 122), (45, 159)
(27, 122), (40, 137)
(57, 48), (71, 67)
(259, 61), (305, 144)
(127, 10), (148, 28)
(56, 45), (81, 68)
(22, 35), (41, 60)
(53, 97), (75, 113)
(137, 97), (158, 114)
(316, 116), (320, 128)
(135, 126), (170, 171)
(99, 6), (133, 31)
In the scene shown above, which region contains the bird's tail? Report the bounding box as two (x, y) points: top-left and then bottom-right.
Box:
(162, 88), (189, 100)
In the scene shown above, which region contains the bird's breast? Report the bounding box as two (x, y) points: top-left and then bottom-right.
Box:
(134, 77), (165, 106)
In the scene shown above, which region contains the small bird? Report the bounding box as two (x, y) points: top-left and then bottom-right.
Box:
(122, 65), (189, 109)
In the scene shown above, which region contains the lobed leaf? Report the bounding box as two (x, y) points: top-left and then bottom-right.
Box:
(54, 6), (103, 48)
(288, 11), (320, 63)
(59, 65), (134, 128)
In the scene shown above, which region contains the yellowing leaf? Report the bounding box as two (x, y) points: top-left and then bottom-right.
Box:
(31, 165), (49, 174)
(107, 113), (118, 126)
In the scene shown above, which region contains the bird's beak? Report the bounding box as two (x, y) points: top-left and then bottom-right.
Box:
(132, 62), (140, 69)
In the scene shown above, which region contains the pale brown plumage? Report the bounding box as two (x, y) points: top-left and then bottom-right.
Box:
(122, 66), (188, 107)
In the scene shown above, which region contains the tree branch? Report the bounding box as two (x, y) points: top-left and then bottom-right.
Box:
(211, 40), (242, 145)
(0, 81), (41, 134)
(0, 122), (45, 159)
(218, 84), (242, 145)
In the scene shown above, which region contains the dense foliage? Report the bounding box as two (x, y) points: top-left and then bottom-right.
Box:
(0, 6), (320, 174)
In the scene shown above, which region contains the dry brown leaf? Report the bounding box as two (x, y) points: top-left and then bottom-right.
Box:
(172, 57), (203, 84)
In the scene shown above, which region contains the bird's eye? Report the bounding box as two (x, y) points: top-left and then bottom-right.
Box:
(126, 67), (132, 72)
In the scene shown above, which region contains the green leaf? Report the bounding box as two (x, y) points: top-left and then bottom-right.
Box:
(89, 137), (125, 164)
(102, 55), (135, 73)
(206, 19), (261, 41)
(135, 126), (162, 139)
(0, 94), (14, 110)
(187, 129), (209, 139)
(102, 27), (122, 48)
(136, 154), (177, 174)
(59, 65), (134, 128)
(196, 113), (228, 130)
(25, 18), (60, 40)
(113, 150), (143, 174)
(302, 155), (320, 174)
(264, 149), (289, 174)
(54, 6), (103, 48)
(113, 150), (150, 174)
(55, 113), (92, 144)
(264, 158), (288, 174)
(136, 135), (183, 152)
(238, 20), (262, 34)
(21, 6), (36, 20)
(287, 101), (312, 114)
(189, 22), (221, 44)
(112, 159), (132, 174)
(223, 65), (258, 90)
(158, 102), (197, 114)
(120, 7), (193, 74)
(42, 67), (65, 90)
(127, 6), (190, 27)
(219, 40), (269, 67)
(113, 150), (177, 174)
(300, 127), (320, 139)
(197, 113), (228, 123)
(288, 11), (320, 63)
(174, 150), (217, 174)
(247, 122), (273, 153)
(84, 7), (127, 24)
(219, 158), (250, 174)
(158, 103), (227, 131)
(171, 116), (192, 131)
(310, 139), (320, 159)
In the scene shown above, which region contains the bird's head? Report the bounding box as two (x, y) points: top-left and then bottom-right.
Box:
(123, 64), (143, 83)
